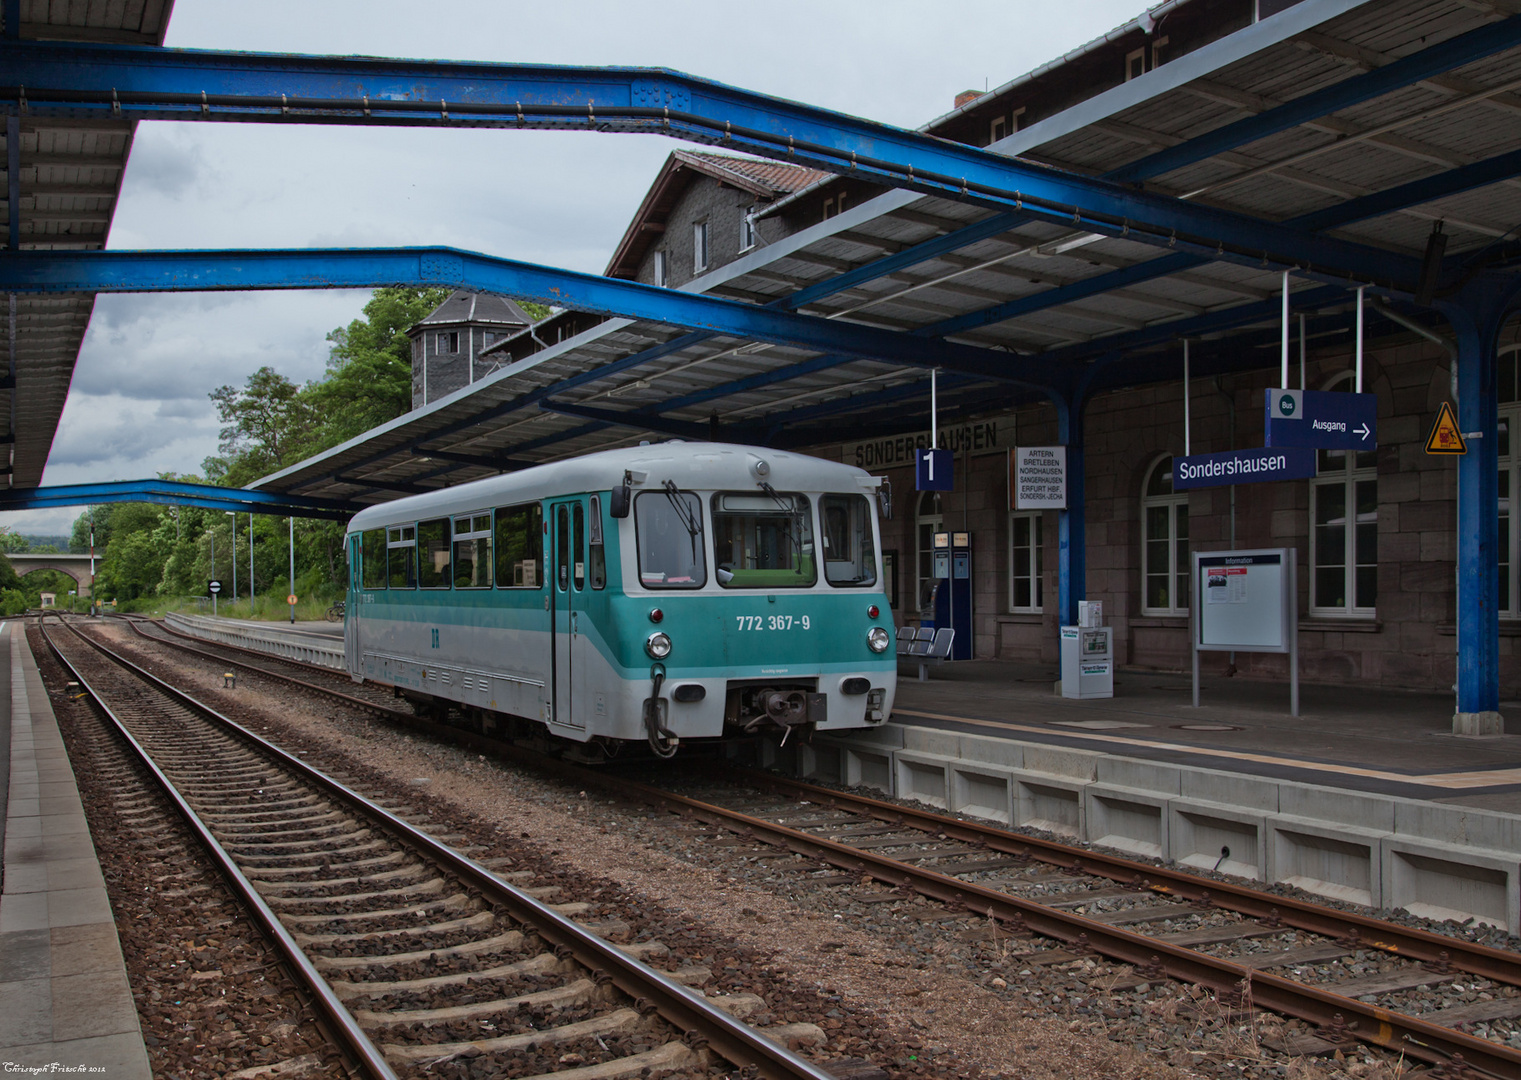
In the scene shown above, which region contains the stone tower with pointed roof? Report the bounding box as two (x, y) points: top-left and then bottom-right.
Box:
(407, 290), (535, 408)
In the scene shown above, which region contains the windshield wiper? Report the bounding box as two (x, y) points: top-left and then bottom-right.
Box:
(662, 479), (702, 561)
(760, 481), (808, 574)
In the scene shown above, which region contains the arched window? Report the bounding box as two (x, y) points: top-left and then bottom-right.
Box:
(915, 491), (943, 617)
(1141, 456), (1189, 615)
(1498, 345), (1521, 616)
(1310, 373), (1377, 615)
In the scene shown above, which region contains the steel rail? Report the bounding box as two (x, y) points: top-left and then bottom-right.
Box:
(111, 614), (424, 720)
(596, 770), (1521, 1078)
(55, 617), (839, 1080)
(36, 618), (401, 1080)
(737, 771), (1521, 990)
(109, 615), (1521, 1074)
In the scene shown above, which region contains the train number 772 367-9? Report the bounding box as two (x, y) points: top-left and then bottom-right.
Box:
(736, 615), (811, 631)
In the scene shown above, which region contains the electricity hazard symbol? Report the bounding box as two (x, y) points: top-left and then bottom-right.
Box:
(1424, 401), (1466, 456)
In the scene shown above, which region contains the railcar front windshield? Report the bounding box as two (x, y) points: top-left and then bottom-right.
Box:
(635, 490), (706, 588)
(711, 492), (816, 588)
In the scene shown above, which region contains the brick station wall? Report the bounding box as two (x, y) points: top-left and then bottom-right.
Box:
(812, 327), (1521, 697)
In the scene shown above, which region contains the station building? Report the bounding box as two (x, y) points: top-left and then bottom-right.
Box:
(261, 0), (1521, 722)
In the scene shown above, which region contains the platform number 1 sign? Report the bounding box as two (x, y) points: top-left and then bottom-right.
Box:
(916, 448), (953, 492)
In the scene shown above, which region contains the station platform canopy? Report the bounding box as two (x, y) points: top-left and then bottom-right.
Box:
(239, 0), (1521, 507)
(0, 1), (174, 489)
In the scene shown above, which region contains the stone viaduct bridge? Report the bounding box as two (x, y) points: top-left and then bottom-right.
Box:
(6, 553), (97, 596)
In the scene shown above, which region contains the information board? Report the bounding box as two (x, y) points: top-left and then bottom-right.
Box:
(1012, 446), (1067, 509)
(1196, 552), (1286, 651)
(1191, 547), (1299, 715)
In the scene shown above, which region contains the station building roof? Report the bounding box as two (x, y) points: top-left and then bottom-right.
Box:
(249, 0), (1521, 507)
(2, 0), (174, 489)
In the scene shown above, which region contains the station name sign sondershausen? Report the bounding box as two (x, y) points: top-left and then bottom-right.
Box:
(841, 419), (1014, 470)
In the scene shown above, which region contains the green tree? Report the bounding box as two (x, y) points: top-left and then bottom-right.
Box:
(0, 527), (29, 554)
(0, 551), (21, 590)
(307, 287), (450, 450)
(209, 367), (314, 486)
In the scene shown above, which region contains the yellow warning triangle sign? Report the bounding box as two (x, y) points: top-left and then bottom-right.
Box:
(1425, 400), (1466, 455)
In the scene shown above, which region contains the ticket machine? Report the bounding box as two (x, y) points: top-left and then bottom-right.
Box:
(930, 531), (973, 660)
(1060, 615), (1114, 699)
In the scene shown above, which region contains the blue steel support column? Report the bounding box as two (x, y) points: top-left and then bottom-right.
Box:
(1054, 389), (1088, 628)
(1439, 277), (1521, 734)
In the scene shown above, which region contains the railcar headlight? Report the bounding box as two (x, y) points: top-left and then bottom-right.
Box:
(646, 631), (673, 660)
(867, 626), (891, 653)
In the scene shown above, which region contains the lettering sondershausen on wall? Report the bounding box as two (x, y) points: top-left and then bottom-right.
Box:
(1013, 446), (1067, 509)
(840, 418), (1013, 471)
(1172, 446), (1317, 490)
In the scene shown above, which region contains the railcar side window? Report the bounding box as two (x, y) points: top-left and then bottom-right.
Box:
(417, 518), (450, 589)
(361, 529), (386, 590)
(573, 504), (586, 591)
(635, 491), (706, 588)
(387, 525), (417, 589)
(494, 503), (543, 588)
(821, 494), (879, 588)
(453, 513), (493, 589)
(589, 494), (607, 590)
(711, 492), (815, 589)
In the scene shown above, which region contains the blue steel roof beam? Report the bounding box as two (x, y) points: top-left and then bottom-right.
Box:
(755, 375), (975, 435)
(0, 247), (1052, 390)
(330, 474), (444, 495)
(537, 400), (717, 442)
(593, 352), (857, 420)
(540, 130), (1493, 430)
(1107, 14), (1521, 185)
(0, 43), (1424, 286)
(0, 492), (347, 520)
(408, 447), (537, 471)
(777, 382), (1038, 449)
(1291, 147), (1521, 235)
(926, 139), (1521, 342)
(1082, 305), (1419, 396)
(0, 479), (360, 519)
(501, 420), (613, 457)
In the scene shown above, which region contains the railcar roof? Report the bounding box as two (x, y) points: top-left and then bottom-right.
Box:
(345, 441), (878, 530)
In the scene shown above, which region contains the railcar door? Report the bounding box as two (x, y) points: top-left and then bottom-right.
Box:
(549, 499), (589, 729)
(345, 533), (363, 681)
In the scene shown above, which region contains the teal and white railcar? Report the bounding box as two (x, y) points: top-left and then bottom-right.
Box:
(343, 442), (896, 757)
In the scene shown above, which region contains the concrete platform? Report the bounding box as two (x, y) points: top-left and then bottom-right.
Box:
(893, 660), (1521, 811)
(0, 620), (151, 1077)
(164, 611), (346, 669)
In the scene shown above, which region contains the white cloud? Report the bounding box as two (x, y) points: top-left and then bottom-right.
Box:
(9, 0), (1144, 537)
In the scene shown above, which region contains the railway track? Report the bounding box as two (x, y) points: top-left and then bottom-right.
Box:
(40, 615), (857, 1080)
(99, 612), (1521, 1076)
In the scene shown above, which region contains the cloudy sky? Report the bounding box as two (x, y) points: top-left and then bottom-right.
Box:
(7, 0), (1146, 537)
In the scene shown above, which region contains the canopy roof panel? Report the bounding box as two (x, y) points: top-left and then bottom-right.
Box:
(2, 0), (174, 488)
(249, 0), (1521, 506)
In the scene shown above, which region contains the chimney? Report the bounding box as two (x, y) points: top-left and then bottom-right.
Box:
(954, 89), (982, 109)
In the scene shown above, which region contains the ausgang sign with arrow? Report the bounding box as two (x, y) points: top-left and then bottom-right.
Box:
(1264, 388), (1377, 451)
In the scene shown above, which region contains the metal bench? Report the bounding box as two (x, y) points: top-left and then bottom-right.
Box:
(898, 626), (955, 681)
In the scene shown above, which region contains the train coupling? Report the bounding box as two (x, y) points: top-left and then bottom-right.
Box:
(730, 683), (827, 734)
